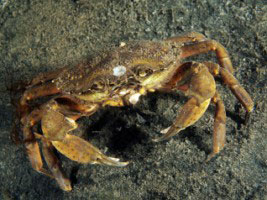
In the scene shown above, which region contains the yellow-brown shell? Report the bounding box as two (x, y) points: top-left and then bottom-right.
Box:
(53, 40), (182, 95)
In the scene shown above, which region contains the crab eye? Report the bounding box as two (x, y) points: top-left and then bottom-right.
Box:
(138, 69), (147, 77)
(91, 81), (104, 90)
(136, 68), (153, 77)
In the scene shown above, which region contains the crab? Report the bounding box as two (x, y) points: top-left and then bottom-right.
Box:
(17, 32), (254, 191)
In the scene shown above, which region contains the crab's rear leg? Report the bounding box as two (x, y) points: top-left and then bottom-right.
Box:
(207, 91), (226, 161)
(19, 82), (60, 120)
(22, 108), (53, 178)
(204, 62), (254, 122)
(154, 62), (216, 142)
(39, 136), (72, 191)
(29, 67), (69, 87)
(180, 39), (234, 74)
(22, 106), (73, 191)
(201, 61), (253, 160)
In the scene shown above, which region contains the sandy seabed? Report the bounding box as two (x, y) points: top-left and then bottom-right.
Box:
(0, 1), (266, 199)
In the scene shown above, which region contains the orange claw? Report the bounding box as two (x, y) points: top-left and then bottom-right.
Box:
(153, 97), (211, 142)
(52, 134), (129, 167)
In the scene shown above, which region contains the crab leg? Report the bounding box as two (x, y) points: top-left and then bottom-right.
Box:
(207, 92), (226, 161)
(20, 82), (59, 106)
(180, 40), (234, 74)
(29, 67), (69, 86)
(220, 67), (254, 114)
(21, 107), (72, 189)
(19, 82), (60, 119)
(204, 62), (254, 119)
(23, 136), (53, 177)
(203, 61), (253, 159)
(41, 137), (72, 191)
(21, 108), (54, 178)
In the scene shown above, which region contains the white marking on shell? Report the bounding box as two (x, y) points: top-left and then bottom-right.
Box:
(113, 65), (126, 77)
(129, 93), (141, 105)
(120, 42), (126, 47)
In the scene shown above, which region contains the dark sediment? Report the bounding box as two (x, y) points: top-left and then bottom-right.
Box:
(0, 1), (266, 199)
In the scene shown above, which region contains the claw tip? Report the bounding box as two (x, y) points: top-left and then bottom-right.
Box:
(152, 137), (162, 143)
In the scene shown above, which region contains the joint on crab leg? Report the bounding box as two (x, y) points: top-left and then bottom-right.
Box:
(219, 68), (254, 113)
(181, 40), (234, 74)
(206, 92), (226, 162)
(202, 62), (220, 76)
(203, 61), (254, 123)
(41, 102), (79, 141)
(19, 82), (60, 119)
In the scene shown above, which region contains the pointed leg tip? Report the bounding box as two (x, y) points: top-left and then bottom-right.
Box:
(205, 156), (212, 163)
(152, 137), (162, 143)
(206, 152), (218, 162)
(119, 161), (130, 167)
(108, 156), (129, 166)
(111, 160), (129, 167)
(57, 177), (72, 192)
(152, 133), (174, 142)
(62, 185), (72, 192)
(244, 111), (251, 125)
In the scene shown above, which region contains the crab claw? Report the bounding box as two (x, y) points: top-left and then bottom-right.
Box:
(52, 134), (129, 167)
(153, 98), (211, 142)
(95, 156), (129, 167)
(153, 126), (184, 142)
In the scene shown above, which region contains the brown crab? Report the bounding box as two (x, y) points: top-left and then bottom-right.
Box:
(17, 32), (253, 191)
